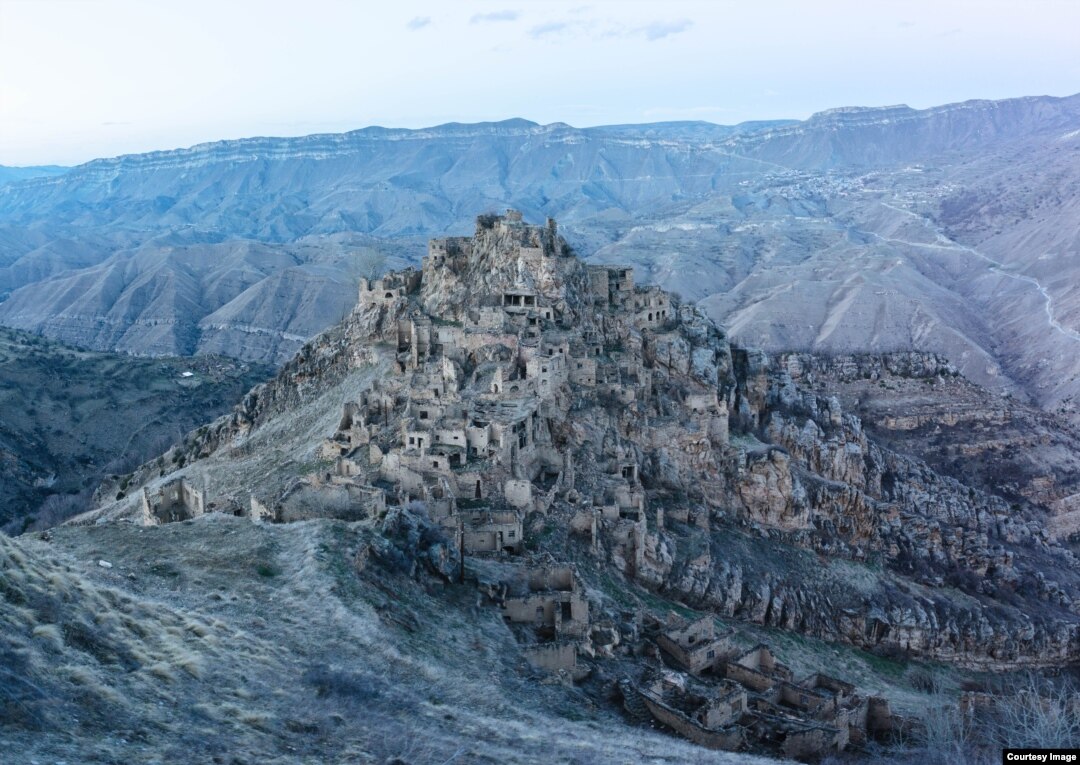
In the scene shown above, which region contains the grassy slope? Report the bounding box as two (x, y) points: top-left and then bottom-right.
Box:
(1, 516), (785, 765)
(0, 327), (272, 532)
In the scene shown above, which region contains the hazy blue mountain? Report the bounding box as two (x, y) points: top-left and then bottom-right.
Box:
(1, 94), (1079, 417)
(0, 164), (68, 186)
(4, 96), (1075, 240)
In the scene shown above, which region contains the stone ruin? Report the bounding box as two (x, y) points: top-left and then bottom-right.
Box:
(258, 211), (901, 756)
(242, 209), (724, 547)
(140, 477), (205, 525)
(150, 210), (730, 548)
(623, 612), (905, 759)
(122, 210), (918, 759)
(655, 615), (735, 676)
(473, 558), (902, 759)
(478, 562), (593, 683)
(501, 564), (590, 640)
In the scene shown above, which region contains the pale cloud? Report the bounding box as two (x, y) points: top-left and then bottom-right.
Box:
(471, 10), (518, 23)
(529, 21), (568, 38)
(406, 16), (431, 30)
(641, 19), (692, 41)
(529, 17), (691, 42)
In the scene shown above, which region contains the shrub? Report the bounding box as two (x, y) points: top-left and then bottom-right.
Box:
(893, 675), (1080, 764)
(255, 563), (281, 578)
(0, 650), (48, 729)
(302, 665), (383, 704)
(989, 676), (1080, 748)
(907, 666), (945, 694)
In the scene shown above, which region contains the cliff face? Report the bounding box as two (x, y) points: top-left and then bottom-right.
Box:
(85, 212), (1080, 671)
(660, 349), (1080, 669)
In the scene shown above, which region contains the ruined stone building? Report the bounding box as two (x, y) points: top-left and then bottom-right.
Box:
(215, 213), (896, 758)
(70, 197), (1080, 765)
(140, 477), (204, 524)
(502, 564), (590, 639)
(655, 614), (735, 675)
(632, 632), (900, 759)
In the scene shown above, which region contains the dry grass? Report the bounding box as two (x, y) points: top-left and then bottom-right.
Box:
(854, 675), (1080, 765)
(1, 517), (786, 765)
(30, 624), (63, 650)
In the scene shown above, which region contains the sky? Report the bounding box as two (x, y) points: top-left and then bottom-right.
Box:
(1, 0), (1079, 166)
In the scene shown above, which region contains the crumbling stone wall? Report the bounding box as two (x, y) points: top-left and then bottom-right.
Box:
(141, 477), (204, 524)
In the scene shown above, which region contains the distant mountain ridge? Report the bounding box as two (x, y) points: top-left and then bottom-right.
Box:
(2, 95), (1077, 238)
(5, 94), (1074, 195)
(1, 117), (784, 190)
(0, 164), (68, 186)
(0, 93), (1079, 417)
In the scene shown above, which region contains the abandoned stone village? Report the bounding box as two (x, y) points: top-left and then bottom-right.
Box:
(89, 207), (1080, 760)
(109, 210), (920, 760)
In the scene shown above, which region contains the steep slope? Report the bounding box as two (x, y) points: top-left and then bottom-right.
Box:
(2, 520), (779, 765)
(778, 351), (1080, 543)
(0, 327), (271, 532)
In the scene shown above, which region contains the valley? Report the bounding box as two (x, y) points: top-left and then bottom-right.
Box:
(0, 327), (272, 533)
(2, 93), (1080, 763)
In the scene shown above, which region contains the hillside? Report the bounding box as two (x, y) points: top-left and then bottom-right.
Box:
(58, 212), (1080, 761)
(2, 520), (785, 765)
(0, 327), (271, 532)
(1, 95), (1079, 423)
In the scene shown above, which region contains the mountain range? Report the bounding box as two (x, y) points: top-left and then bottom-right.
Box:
(1, 94), (1079, 417)
(0, 165), (67, 186)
